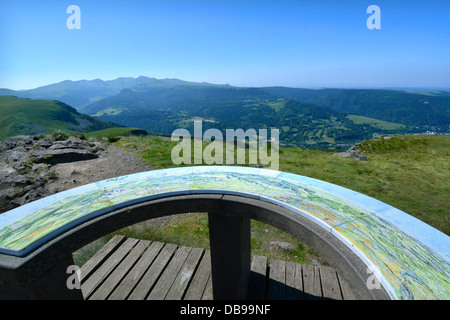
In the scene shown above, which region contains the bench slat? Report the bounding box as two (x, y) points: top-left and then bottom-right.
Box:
(89, 240), (151, 300)
(79, 235), (125, 283)
(285, 261), (304, 300)
(320, 266), (343, 300)
(184, 250), (212, 300)
(128, 243), (178, 300)
(201, 274), (213, 300)
(337, 274), (357, 300)
(108, 241), (165, 300)
(303, 264), (322, 300)
(247, 255), (268, 300)
(267, 259), (286, 300)
(81, 237), (138, 298)
(147, 246), (192, 300)
(166, 247), (204, 300)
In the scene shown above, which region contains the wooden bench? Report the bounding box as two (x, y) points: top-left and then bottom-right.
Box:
(79, 235), (354, 300)
(1, 166), (449, 300)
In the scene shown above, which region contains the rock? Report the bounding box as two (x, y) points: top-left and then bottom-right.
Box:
(0, 170), (13, 188)
(309, 258), (322, 266)
(0, 136), (38, 165)
(20, 184), (38, 196)
(34, 187), (45, 197)
(0, 194), (11, 209)
(334, 150), (367, 161)
(0, 199), (20, 212)
(32, 137), (99, 164)
(0, 134), (104, 212)
(32, 148), (98, 164)
(35, 138), (53, 149)
(0, 135), (34, 150)
(270, 241), (297, 251)
(4, 174), (32, 188)
(23, 185), (46, 202)
(334, 144), (367, 161)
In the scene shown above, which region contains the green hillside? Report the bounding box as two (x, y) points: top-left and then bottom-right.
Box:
(80, 85), (278, 115)
(84, 84), (450, 133)
(265, 87), (450, 128)
(84, 127), (149, 139)
(0, 96), (118, 140)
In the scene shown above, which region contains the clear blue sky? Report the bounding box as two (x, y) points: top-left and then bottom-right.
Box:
(1, 0), (449, 90)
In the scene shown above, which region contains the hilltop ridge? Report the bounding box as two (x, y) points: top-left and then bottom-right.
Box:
(0, 96), (119, 140)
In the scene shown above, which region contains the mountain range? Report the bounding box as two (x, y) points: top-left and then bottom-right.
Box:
(0, 76), (229, 110)
(2, 76), (449, 148)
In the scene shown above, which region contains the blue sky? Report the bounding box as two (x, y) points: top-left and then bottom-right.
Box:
(1, 0), (449, 90)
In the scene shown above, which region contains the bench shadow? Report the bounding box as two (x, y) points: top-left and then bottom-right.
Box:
(246, 270), (325, 300)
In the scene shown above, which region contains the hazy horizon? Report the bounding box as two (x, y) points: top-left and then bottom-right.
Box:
(1, 1), (449, 91)
(3, 75), (450, 93)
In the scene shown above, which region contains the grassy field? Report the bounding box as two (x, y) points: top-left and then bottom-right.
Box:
(347, 114), (406, 131)
(74, 133), (450, 266)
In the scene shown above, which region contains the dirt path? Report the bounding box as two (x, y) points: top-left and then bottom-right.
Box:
(46, 144), (155, 194)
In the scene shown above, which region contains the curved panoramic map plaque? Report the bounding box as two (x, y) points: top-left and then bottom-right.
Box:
(0, 166), (449, 300)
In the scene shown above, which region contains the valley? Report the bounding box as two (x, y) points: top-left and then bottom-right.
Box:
(2, 77), (449, 150)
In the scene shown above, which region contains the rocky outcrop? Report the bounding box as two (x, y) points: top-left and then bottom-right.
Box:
(0, 135), (102, 212)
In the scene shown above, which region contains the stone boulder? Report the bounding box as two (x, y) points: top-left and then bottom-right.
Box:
(334, 144), (367, 161)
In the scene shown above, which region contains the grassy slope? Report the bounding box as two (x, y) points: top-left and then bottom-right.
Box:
(281, 135), (450, 235)
(75, 133), (449, 266)
(0, 96), (73, 139)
